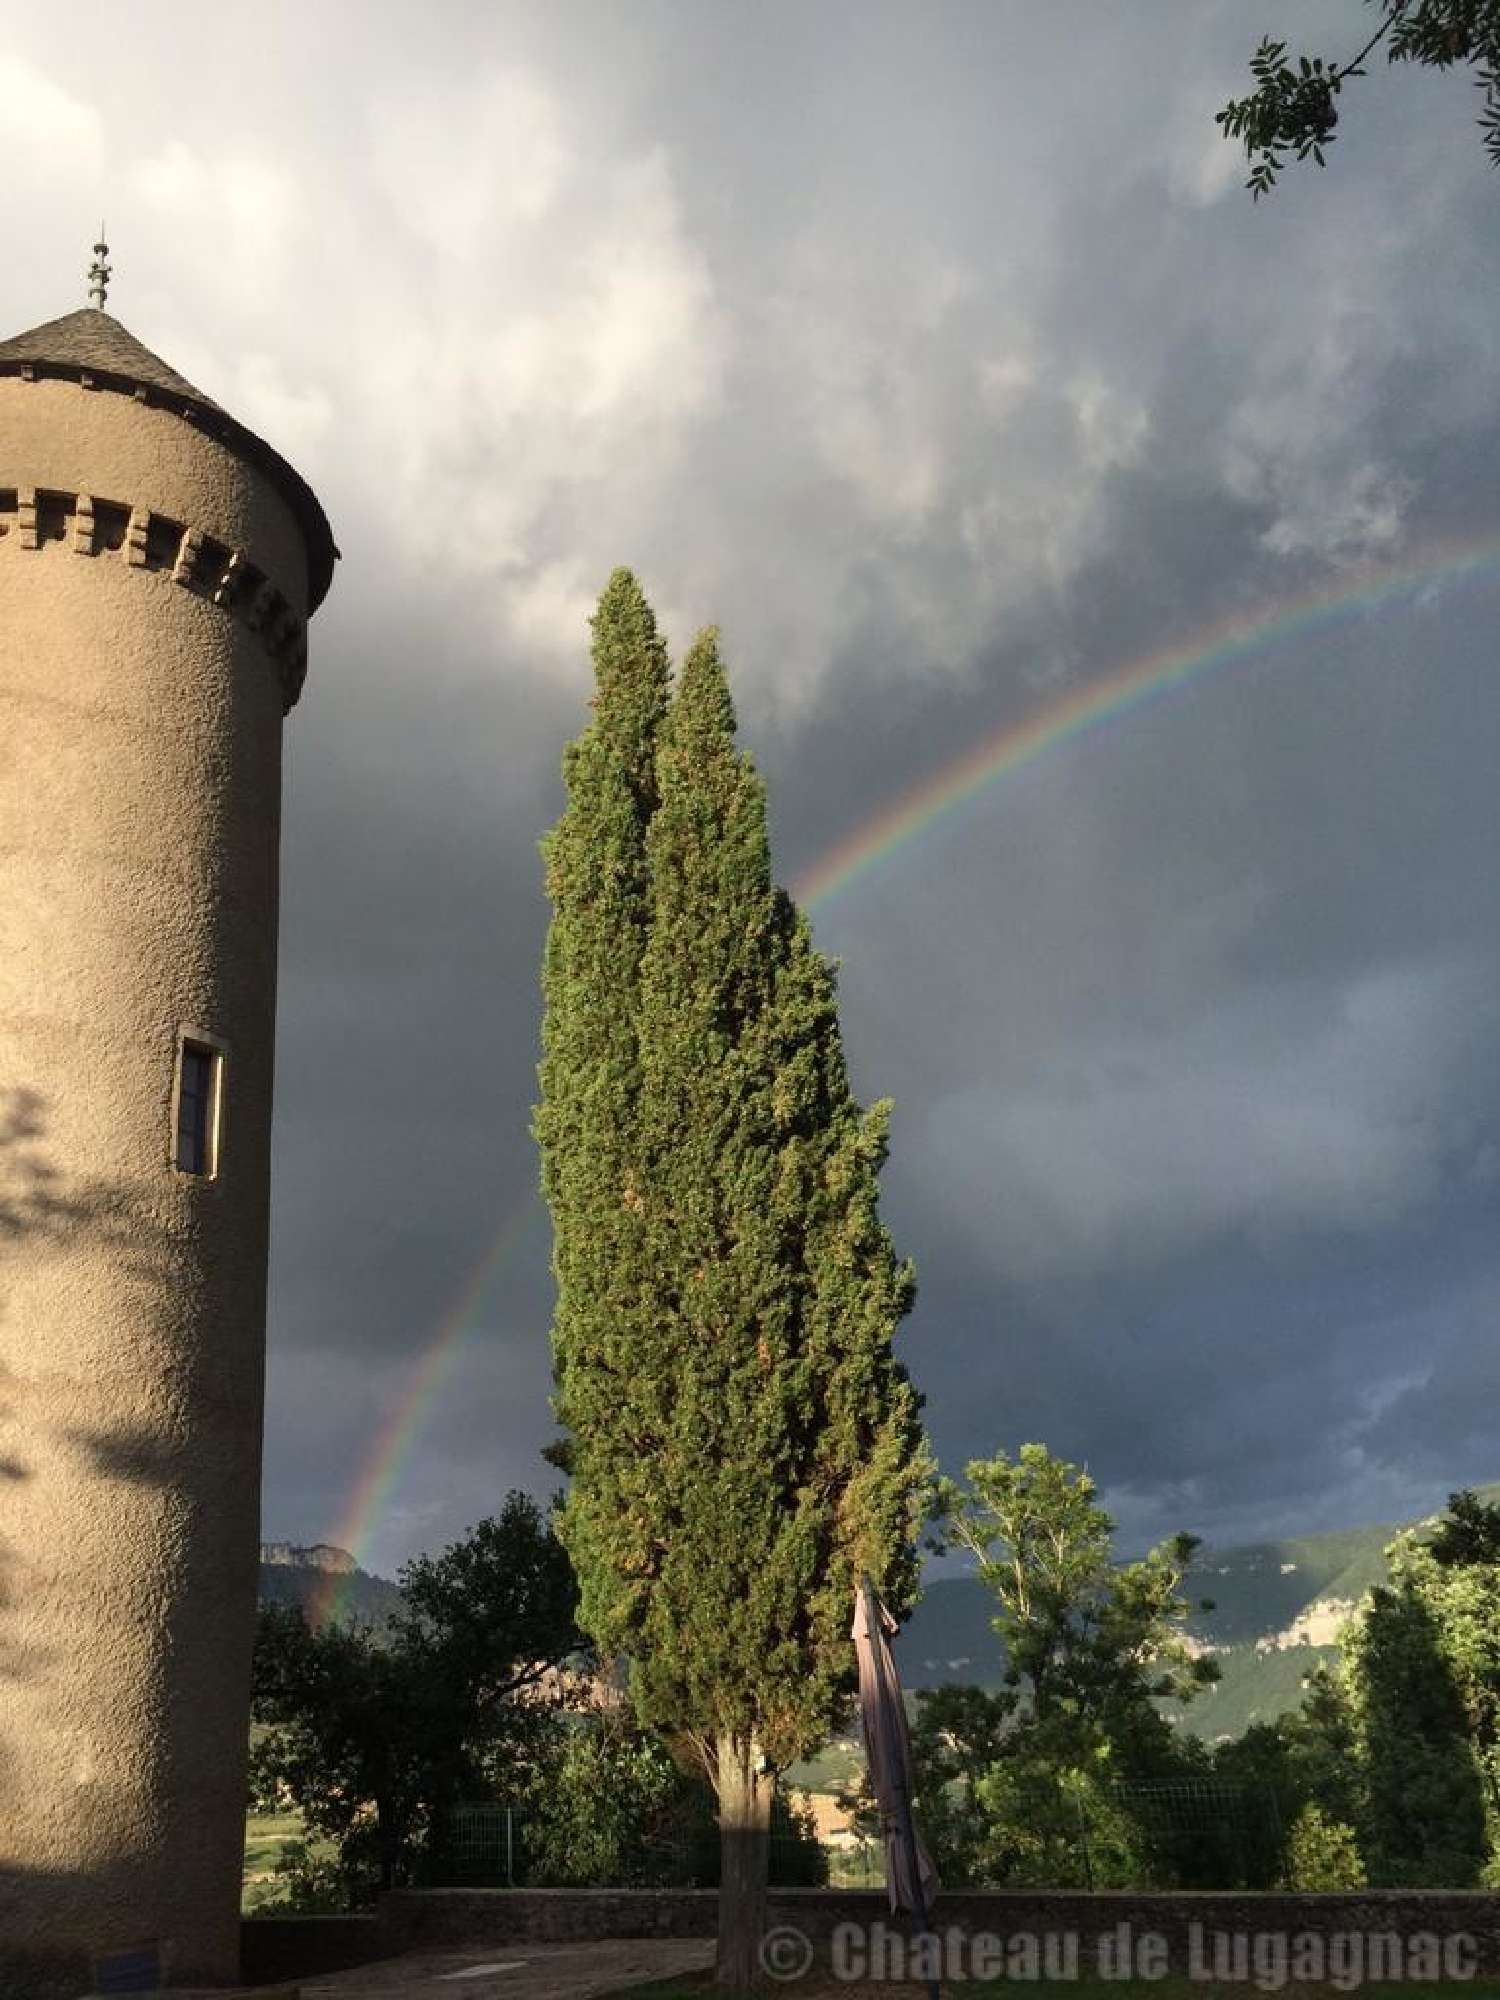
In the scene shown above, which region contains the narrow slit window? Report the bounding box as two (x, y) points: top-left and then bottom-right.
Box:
(174, 1037), (223, 1177)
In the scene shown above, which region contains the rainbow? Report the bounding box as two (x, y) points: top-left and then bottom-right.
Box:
(315, 529), (1498, 1594)
(795, 531), (1500, 911)
(312, 1196), (542, 1624)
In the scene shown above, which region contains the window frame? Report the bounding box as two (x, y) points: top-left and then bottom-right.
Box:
(169, 1026), (228, 1180)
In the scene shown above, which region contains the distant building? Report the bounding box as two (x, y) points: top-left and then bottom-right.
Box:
(0, 272), (335, 1992)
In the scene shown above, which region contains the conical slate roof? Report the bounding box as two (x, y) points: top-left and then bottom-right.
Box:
(0, 306), (336, 612)
(0, 308), (223, 409)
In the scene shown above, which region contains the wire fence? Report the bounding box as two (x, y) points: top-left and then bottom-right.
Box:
(937, 1776), (1286, 1892)
(424, 1802), (886, 1891)
(1102, 1777), (1284, 1891)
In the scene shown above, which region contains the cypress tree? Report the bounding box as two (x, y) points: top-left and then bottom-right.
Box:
(548, 624), (930, 1991)
(536, 569), (668, 1517)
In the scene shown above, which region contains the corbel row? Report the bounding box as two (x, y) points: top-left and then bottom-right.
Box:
(1, 485), (308, 710)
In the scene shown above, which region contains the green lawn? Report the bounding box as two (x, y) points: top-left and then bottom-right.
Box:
(607, 1982), (1500, 2000)
(242, 1808), (335, 1914)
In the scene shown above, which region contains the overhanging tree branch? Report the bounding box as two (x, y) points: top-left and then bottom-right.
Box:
(1217, 1), (1500, 198)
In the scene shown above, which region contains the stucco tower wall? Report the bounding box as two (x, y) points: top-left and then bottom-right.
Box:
(0, 376), (310, 1988)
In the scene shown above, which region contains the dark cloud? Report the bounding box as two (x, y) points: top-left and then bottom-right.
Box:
(5, 2), (1498, 1573)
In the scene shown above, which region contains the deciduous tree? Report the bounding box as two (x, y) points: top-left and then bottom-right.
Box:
(249, 1497), (579, 1901)
(934, 1444), (1216, 1741)
(919, 1445), (1217, 1887)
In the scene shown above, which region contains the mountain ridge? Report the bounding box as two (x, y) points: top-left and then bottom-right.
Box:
(894, 1482), (1500, 1738)
(258, 1486), (1500, 1739)
(257, 1543), (404, 1628)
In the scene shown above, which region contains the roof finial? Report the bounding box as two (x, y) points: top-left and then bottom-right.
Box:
(87, 225), (110, 311)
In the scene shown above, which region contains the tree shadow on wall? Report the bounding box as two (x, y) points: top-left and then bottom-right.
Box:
(0, 1089), (55, 1711)
(0, 1076), (183, 1658)
(0, 1086), (184, 2000)
(0, 1088), (67, 1996)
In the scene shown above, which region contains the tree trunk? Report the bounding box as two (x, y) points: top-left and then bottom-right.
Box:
(375, 1796), (399, 1893)
(716, 1729), (773, 1993)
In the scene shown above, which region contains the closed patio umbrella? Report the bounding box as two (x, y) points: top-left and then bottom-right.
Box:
(853, 1573), (940, 1996)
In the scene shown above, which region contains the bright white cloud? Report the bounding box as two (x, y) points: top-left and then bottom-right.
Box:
(373, 68), (572, 254)
(131, 141), (301, 302)
(1257, 460), (1415, 564)
(343, 77), (726, 654)
(223, 353), (335, 464)
(0, 53), (102, 161)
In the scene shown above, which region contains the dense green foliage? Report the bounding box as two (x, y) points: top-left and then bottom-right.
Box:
(934, 1445), (1217, 1730)
(536, 568), (669, 1485)
(1283, 1803), (1368, 1891)
(916, 1445), (1221, 1887)
(1431, 1487), (1500, 1567)
(1343, 1565), (1488, 1884)
(536, 582), (929, 1986)
(538, 592), (929, 1748)
(627, 629), (928, 1754)
(520, 1710), (709, 1888)
(248, 1496), (579, 1904)
(1224, 1497), (1500, 1889)
(1217, 1), (1500, 198)
(519, 1708), (826, 1888)
(911, 1480), (1500, 1891)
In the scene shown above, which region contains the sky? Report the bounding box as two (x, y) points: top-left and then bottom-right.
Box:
(5, 1), (1498, 1576)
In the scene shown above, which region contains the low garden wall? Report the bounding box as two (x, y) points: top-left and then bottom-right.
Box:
(375, 1886), (1500, 1973)
(247, 1888), (1500, 1984)
(240, 1913), (386, 1986)
(378, 1886), (720, 1947)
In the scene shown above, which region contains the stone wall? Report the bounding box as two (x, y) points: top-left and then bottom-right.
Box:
(241, 1915), (387, 1986)
(353, 1886), (1500, 1978)
(378, 1887), (720, 1949)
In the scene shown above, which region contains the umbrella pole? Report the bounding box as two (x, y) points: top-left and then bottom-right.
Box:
(892, 1783), (941, 2000)
(858, 1574), (941, 2000)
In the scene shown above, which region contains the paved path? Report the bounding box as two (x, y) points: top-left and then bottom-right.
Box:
(292, 1938), (712, 2000)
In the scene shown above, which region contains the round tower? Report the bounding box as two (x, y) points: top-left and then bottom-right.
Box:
(0, 285), (335, 1991)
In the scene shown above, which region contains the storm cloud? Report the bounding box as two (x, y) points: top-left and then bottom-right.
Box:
(5, 0), (1497, 1571)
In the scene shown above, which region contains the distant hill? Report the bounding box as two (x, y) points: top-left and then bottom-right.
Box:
(259, 1486), (1500, 1742)
(257, 1543), (404, 1630)
(893, 1483), (1500, 1741)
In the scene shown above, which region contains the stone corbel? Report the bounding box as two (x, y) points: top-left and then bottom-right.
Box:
(72, 494), (96, 556)
(123, 506), (150, 567)
(171, 527), (204, 589)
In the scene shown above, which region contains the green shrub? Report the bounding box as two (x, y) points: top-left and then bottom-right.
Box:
(1284, 1803), (1367, 1890)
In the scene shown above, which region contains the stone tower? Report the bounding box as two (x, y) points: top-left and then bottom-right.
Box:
(0, 296), (335, 1991)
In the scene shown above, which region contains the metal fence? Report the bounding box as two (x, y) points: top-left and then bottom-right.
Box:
(975, 1777), (1285, 1892)
(1098, 1777), (1284, 1891)
(439, 1803), (521, 1886)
